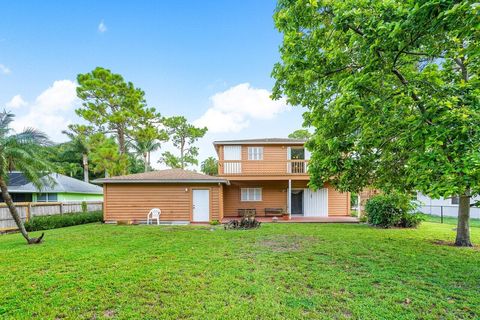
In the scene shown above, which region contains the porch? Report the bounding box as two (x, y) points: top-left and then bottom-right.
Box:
(222, 216), (359, 223)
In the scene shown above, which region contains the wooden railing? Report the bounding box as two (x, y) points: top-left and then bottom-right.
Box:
(219, 160), (308, 176)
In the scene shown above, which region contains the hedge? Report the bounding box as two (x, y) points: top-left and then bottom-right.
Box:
(24, 211), (103, 231)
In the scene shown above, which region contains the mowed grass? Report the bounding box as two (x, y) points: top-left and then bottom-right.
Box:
(0, 222), (479, 319)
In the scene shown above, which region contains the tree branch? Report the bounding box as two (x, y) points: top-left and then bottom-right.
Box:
(454, 57), (468, 82)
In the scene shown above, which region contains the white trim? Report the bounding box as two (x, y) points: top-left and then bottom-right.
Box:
(240, 188), (262, 202)
(247, 147), (263, 160)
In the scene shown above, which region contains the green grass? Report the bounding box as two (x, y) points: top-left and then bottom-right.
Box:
(420, 214), (480, 228)
(0, 222), (479, 319)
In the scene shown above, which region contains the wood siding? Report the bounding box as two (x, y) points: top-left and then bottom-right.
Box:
(218, 144), (309, 177)
(223, 181), (288, 217)
(104, 183), (222, 222)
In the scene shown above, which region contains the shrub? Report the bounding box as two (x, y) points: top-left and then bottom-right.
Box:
(365, 194), (422, 228)
(25, 211), (103, 231)
(224, 217), (261, 230)
(81, 201), (88, 213)
(210, 220), (220, 225)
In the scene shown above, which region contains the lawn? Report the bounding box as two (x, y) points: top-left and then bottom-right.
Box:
(0, 222), (479, 319)
(420, 213), (480, 228)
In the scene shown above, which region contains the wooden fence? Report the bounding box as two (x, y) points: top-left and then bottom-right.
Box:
(0, 201), (103, 231)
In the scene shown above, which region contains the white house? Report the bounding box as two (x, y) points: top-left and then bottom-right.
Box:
(417, 193), (480, 219)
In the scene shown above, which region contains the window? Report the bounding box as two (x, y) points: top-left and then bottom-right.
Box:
(248, 147), (263, 160)
(241, 188), (262, 201)
(451, 196), (459, 205)
(290, 148), (305, 160)
(37, 193), (58, 202)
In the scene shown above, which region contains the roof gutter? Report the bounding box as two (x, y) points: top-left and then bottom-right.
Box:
(92, 179), (230, 185)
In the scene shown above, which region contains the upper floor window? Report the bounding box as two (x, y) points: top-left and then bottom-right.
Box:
(290, 148), (305, 160)
(241, 188), (262, 201)
(248, 147), (263, 160)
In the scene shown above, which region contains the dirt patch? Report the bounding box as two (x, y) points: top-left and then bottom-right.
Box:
(256, 235), (318, 252)
(103, 309), (116, 318)
(432, 239), (478, 249)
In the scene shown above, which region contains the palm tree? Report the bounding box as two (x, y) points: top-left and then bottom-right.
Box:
(62, 125), (92, 183)
(0, 110), (53, 244)
(132, 140), (161, 172)
(201, 157), (218, 176)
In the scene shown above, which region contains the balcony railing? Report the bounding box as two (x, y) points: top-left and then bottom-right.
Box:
(219, 160), (308, 176)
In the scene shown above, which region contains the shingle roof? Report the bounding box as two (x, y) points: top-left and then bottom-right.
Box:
(93, 168), (229, 184)
(213, 138), (306, 145)
(7, 172), (103, 194)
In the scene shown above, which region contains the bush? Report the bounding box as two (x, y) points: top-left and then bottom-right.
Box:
(25, 211), (103, 231)
(365, 194), (422, 228)
(210, 220), (220, 225)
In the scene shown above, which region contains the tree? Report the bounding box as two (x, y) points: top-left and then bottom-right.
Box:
(201, 157), (218, 176)
(75, 67), (161, 158)
(159, 116), (207, 169)
(130, 123), (168, 172)
(62, 125), (94, 182)
(288, 129), (311, 140)
(0, 111), (53, 244)
(272, 0), (479, 246)
(88, 134), (128, 177)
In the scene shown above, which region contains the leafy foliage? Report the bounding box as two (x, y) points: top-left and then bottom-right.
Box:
(75, 67), (162, 158)
(288, 129), (311, 140)
(365, 194), (423, 228)
(272, 0), (479, 245)
(160, 116), (207, 169)
(200, 157), (218, 176)
(24, 211), (103, 231)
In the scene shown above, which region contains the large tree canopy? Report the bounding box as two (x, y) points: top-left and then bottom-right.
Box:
(272, 0), (479, 246)
(159, 116), (207, 169)
(75, 67), (161, 156)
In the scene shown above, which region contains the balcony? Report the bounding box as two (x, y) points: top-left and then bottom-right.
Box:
(219, 160), (309, 176)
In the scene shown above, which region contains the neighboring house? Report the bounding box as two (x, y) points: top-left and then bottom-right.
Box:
(417, 193), (480, 219)
(0, 172), (104, 203)
(95, 138), (351, 223)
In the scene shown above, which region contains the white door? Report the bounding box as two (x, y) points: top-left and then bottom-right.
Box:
(192, 189), (210, 222)
(303, 188), (328, 217)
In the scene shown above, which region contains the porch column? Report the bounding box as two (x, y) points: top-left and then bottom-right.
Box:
(357, 194), (361, 217)
(288, 179), (292, 219)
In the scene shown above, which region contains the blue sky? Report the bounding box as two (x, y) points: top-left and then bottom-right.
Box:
(0, 1), (305, 167)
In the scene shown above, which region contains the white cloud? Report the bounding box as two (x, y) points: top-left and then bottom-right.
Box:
(5, 95), (28, 109)
(98, 20), (107, 33)
(194, 83), (289, 133)
(0, 64), (11, 75)
(11, 80), (79, 142)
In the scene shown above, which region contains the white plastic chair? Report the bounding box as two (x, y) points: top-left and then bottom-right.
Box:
(147, 208), (161, 225)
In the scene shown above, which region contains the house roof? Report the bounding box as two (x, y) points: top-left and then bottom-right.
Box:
(93, 168), (229, 184)
(6, 172), (103, 194)
(213, 138), (306, 145)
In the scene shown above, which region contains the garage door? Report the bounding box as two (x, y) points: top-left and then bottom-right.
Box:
(303, 188), (328, 217)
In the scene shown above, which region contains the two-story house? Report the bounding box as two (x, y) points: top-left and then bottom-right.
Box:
(96, 138), (351, 223)
(214, 138), (350, 219)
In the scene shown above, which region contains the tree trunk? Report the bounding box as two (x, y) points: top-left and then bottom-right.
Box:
(0, 177), (43, 244)
(117, 127), (126, 155)
(143, 152), (148, 172)
(148, 152), (151, 169)
(116, 126), (127, 175)
(82, 153), (89, 183)
(455, 194), (472, 247)
(180, 139), (185, 169)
